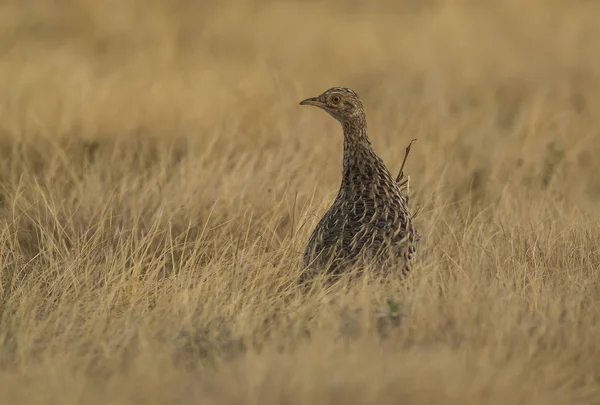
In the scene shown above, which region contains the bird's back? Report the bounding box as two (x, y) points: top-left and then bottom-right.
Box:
(303, 143), (417, 278)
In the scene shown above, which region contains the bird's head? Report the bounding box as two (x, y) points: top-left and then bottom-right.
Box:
(299, 87), (365, 125)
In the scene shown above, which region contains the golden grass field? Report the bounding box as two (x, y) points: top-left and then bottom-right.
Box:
(1, 0), (600, 403)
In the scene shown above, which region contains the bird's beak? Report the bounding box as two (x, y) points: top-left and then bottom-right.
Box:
(299, 97), (324, 107)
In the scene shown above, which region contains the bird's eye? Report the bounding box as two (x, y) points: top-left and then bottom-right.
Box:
(332, 96), (341, 103)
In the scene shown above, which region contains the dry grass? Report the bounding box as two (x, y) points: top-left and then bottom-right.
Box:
(1, 0), (600, 403)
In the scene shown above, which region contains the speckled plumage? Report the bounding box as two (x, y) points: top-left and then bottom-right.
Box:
(299, 87), (418, 281)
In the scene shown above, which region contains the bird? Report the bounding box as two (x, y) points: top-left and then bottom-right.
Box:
(298, 87), (418, 283)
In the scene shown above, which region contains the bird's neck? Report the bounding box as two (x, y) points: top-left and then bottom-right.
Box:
(341, 117), (380, 182)
(342, 115), (371, 150)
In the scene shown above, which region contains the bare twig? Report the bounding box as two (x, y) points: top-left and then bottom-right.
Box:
(396, 139), (417, 184)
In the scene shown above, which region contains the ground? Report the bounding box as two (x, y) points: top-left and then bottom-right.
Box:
(0, 0), (600, 403)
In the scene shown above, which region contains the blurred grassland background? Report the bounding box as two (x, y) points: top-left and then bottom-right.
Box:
(1, 0), (600, 403)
